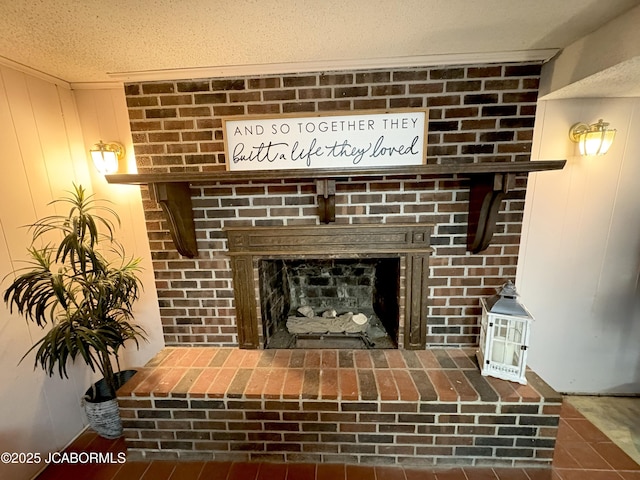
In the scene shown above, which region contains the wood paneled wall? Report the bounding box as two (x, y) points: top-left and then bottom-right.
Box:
(0, 65), (162, 480)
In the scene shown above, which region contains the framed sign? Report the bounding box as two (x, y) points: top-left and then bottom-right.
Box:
(223, 109), (427, 171)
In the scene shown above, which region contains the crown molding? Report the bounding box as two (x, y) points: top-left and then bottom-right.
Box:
(0, 55), (71, 89)
(2, 49), (560, 88)
(106, 49), (560, 82)
(69, 81), (125, 90)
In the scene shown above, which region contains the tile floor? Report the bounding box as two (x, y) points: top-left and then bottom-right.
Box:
(565, 396), (640, 465)
(35, 400), (639, 480)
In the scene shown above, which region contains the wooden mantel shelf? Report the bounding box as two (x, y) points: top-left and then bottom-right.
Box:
(106, 160), (565, 258)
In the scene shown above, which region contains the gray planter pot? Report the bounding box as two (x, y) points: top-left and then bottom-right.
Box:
(82, 369), (137, 439)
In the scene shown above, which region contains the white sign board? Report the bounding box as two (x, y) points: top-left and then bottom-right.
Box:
(223, 109), (427, 171)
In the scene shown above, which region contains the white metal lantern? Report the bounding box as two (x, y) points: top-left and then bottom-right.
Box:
(477, 281), (533, 385)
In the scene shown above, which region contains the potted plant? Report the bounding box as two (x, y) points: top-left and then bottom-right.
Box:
(3, 184), (146, 438)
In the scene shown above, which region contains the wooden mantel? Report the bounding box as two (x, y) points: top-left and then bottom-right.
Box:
(106, 160), (566, 258)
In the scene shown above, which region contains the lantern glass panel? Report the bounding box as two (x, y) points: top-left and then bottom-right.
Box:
(490, 317), (524, 367)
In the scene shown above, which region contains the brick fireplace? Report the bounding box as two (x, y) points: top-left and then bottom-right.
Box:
(116, 61), (564, 468)
(124, 61), (543, 348)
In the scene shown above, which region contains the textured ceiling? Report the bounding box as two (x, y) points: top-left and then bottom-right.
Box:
(0, 0), (639, 85)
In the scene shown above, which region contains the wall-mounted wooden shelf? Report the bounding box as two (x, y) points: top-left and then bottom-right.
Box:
(106, 160), (566, 258)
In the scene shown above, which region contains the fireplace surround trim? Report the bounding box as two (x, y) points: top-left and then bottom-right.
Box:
(225, 224), (433, 350)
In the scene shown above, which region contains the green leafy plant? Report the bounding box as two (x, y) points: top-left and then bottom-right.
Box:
(3, 184), (146, 398)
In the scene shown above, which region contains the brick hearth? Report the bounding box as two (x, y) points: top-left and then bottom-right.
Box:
(118, 347), (561, 468)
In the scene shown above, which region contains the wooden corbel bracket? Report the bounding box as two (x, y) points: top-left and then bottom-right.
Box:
(315, 179), (336, 223)
(151, 182), (198, 258)
(467, 172), (516, 254)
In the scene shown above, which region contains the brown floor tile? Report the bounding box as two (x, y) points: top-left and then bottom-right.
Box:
(228, 461), (260, 480)
(140, 461), (178, 480)
(81, 462), (125, 480)
(619, 472), (640, 480)
(560, 403), (584, 419)
(556, 419), (587, 444)
(404, 468), (437, 480)
(553, 445), (583, 469)
(554, 469), (625, 480)
(462, 467), (499, 480)
(286, 463), (317, 480)
(318, 463), (346, 480)
(566, 419), (613, 443)
(257, 462), (288, 480)
(346, 464), (377, 480)
(67, 430), (100, 450)
(494, 467), (530, 480)
(375, 465), (407, 479)
(169, 462), (206, 480)
(113, 462), (151, 480)
(434, 467), (467, 480)
(563, 443), (616, 470)
(524, 468), (554, 480)
(198, 461), (233, 480)
(595, 442), (640, 471)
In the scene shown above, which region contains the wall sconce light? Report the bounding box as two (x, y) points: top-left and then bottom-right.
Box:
(89, 141), (125, 175)
(569, 119), (616, 156)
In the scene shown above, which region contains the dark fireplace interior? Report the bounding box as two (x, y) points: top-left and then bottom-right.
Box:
(259, 257), (400, 349)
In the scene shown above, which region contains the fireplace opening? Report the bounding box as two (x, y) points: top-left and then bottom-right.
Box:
(259, 258), (400, 349)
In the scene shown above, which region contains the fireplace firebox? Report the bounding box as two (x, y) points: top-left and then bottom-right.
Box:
(259, 257), (401, 349)
(225, 224), (433, 349)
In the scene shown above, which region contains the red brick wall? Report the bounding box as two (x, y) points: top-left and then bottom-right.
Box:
(124, 62), (540, 348)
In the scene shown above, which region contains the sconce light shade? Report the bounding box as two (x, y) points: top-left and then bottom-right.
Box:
(90, 141), (125, 175)
(569, 119), (616, 156)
